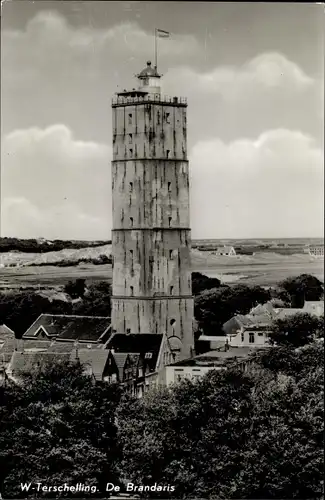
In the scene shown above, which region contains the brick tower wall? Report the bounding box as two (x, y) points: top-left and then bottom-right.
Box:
(111, 96), (194, 359)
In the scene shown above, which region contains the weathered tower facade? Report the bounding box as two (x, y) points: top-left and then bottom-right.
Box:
(111, 62), (193, 359)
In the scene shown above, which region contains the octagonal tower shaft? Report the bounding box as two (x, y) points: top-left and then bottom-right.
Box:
(111, 94), (194, 359)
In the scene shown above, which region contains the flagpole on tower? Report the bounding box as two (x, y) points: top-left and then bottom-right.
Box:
(154, 28), (158, 70)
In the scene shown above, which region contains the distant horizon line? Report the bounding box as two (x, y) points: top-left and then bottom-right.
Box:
(0, 236), (324, 242)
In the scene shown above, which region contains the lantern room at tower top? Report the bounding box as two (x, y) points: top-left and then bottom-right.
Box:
(112, 61), (187, 106)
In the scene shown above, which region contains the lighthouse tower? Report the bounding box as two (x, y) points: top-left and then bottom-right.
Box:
(111, 61), (193, 360)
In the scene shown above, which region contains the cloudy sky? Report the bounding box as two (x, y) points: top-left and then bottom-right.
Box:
(1, 1), (324, 240)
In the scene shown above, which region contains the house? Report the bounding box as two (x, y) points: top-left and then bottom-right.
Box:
(0, 325), (16, 383)
(215, 246), (236, 256)
(218, 300), (324, 350)
(308, 245), (324, 257)
(22, 314), (111, 345)
(104, 332), (185, 397)
(302, 301), (324, 317)
(6, 351), (71, 383)
(158, 346), (256, 386)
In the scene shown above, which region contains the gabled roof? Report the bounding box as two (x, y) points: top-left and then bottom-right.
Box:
(71, 349), (110, 381)
(23, 314), (111, 342)
(106, 334), (164, 373)
(112, 352), (131, 381)
(7, 351), (70, 376)
(0, 324), (15, 337)
(273, 308), (305, 320)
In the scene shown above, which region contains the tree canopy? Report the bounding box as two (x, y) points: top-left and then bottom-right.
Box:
(194, 284), (271, 335)
(279, 274), (324, 306)
(0, 361), (122, 498)
(269, 312), (324, 348)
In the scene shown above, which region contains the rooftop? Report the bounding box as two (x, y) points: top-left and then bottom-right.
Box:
(137, 61), (161, 79)
(22, 314), (111, 342)
(105, 333), (163, 354)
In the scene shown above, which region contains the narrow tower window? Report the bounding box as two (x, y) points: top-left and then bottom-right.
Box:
(130, 286), (134, 296)
(129, 133), (132, 143)
(169, 250), (173, 259)
(129, 182), (133, 192)
(129, 148), (133, 155)
(166, 150), (170, 158)
(130, 217), (133, 227)
(168, 182), (171, 192)
(126, 328), (131, 334)
(170, 286), (174, 295)
(128, 113), (132, 124)
(157, 111), (160, 124)
(170, 319), (176, 326)
(168, 217), (172, 227)
(165, 112), (170, 123)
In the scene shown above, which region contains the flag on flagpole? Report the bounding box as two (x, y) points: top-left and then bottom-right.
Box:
(156, 28), (170, 38)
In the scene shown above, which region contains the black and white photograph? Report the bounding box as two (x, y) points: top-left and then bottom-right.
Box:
(0, 1), (324, 498)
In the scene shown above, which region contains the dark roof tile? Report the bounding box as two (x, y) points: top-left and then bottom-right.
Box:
(23, 314), (111, 342)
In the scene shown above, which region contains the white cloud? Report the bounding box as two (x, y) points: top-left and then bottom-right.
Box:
(1, 124), (323, 239)
(189, 129), (323, 238)
(163, 53), (314, 101)
(1, 125), (111, 239)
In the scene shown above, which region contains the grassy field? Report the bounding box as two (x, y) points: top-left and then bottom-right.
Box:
(0, 251), (323, 290)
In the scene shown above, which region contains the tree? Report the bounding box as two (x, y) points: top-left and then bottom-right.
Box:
(279, 274), (324, 306)
(191, 272), (221, 295)
(268, 312), (324, 348)
(117, 343), (324, 499)
(0, 292), (72, 338)
(0, 361), (122, 498)
(194, 284), (271, 335)
(64, 279), (86, 299)
(72, 281), (111, 317)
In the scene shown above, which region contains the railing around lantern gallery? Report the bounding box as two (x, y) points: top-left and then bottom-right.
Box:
(111, 95), (187, 106)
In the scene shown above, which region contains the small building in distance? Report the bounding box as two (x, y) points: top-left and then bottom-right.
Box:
(215, 246), (236, 256)
(308, 245), (324, 257)
(198, 300), (324, 354)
